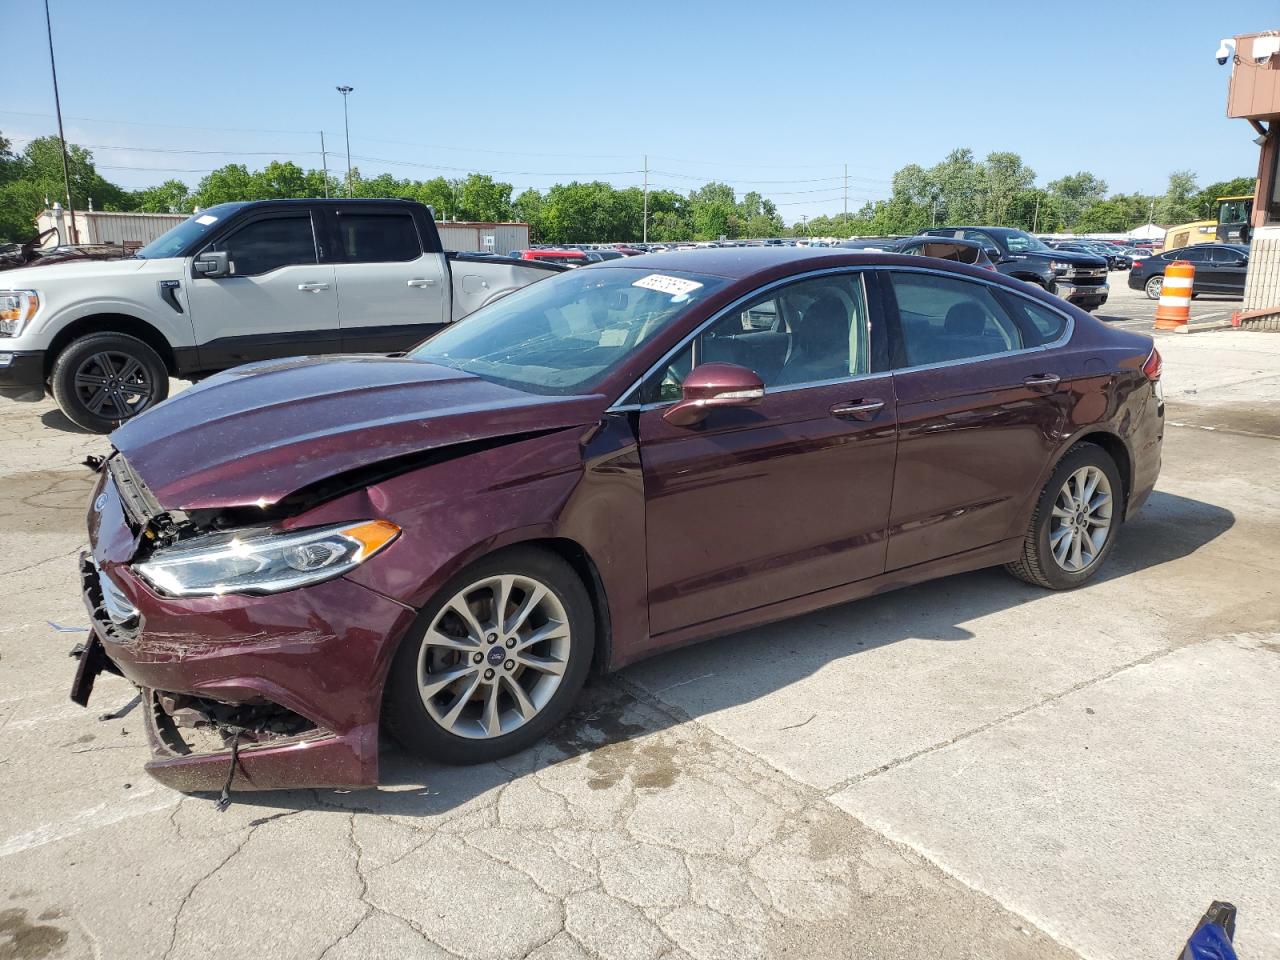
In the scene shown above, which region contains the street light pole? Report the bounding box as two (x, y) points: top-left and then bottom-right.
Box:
(44, 0), (77, 244)
(336, 85), (354, 197)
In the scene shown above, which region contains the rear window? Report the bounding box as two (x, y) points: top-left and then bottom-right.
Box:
(335, 213), (421, 262)
(1001, 295), (1069, 347)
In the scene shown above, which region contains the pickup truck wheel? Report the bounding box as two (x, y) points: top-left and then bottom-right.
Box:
(50, 333), (169, 433)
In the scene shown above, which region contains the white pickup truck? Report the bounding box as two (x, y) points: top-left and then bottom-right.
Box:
(0, 199), (560, 431)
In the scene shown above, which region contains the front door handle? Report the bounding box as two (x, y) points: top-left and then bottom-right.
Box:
(407, 278), (439, 288)
(830, 399), (885, 421)
(1024, 374), (1061, 390)
(297, 282), (330, 293)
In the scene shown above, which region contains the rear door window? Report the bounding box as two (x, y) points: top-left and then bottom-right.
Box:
(335, 212), (422, 262)
(999, 294), (1069, 347)
(887, 271), (1024, 367)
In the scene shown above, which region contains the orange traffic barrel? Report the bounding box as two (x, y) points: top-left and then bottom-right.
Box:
(1154, 261), (1194, 330)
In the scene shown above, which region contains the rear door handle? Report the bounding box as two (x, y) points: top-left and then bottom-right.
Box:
(297, 282), (330, 292)
(830, 399), (885, 421)
(407, 278), (439, 288)
(1024, 374), (1061, 390)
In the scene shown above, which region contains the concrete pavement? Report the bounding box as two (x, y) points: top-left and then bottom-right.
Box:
(2, 320), (1278, 959)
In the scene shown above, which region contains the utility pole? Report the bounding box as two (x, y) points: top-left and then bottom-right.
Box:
(931, 199), (938, 228)
(319, 131), (330, 198)
(1032, 192), (1041, 233)
(642, 154), (649, 244)
(843, 164), (848, 226)
(800, 214), (808, 236)
(1148, 198), (1155, 225)
(336, 85), (354, 197)
(44, 0), (77, 244)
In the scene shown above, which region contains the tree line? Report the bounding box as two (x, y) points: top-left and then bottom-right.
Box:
(0, 131), (1255, 244)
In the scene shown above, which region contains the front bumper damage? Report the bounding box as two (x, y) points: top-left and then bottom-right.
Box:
(72, 466), (418, 793)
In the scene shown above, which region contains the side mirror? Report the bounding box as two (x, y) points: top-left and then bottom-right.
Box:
(663, 362), (764, 427)
(192, 250), (230, 279)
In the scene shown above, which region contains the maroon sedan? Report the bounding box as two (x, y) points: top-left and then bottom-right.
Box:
(73, 248), (1163, 793)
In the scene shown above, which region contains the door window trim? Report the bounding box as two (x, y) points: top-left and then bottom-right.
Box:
(877, 265), (1075, 375)
(610, 267), (884, 411)
(197, 209), (321, 277)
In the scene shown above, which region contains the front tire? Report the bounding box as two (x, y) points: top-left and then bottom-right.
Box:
(384, 546), (594, 765)
(1005, 443), (1122, 590)
(50, 333), (169, 433)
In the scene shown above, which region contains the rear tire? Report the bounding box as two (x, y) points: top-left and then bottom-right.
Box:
(50, 333), (169, 433)
(384, 546), (594, 765)
(1144, 275), (1164, 300)
(1005, 443), (1122, 590)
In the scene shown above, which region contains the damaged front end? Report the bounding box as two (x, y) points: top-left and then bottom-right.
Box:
(72, 453), (419, 797)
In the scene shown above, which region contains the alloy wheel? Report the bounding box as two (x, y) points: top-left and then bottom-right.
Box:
(1145, 275), (1163, 300)
(416, 573), (571, 739)
(1050, 466), (1113, 573)
(73, 351), (156, 420)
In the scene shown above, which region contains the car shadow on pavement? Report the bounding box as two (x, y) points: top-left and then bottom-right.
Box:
(39, 409), (96, 434)
(216, 490), (1233, 818)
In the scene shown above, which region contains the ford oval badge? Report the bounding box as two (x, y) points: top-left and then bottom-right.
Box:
(94, 493), (108, 512)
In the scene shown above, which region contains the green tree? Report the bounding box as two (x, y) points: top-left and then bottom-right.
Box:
(1073, 193), (1153, 233)
(1155, 170), (1199, 225)
(133, 179), (191, 213)
(512, 187), (544, 239)
(1046, 172), (1108, 228)
(0, 134), (135, 240)
(457, 174), (513, 222)
(192, 163), (257, 206)
(979, 152), (1036, 225)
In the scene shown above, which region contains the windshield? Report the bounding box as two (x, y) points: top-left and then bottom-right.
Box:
(1000, 229), (1053, 254)
(410, 266), (727, 395)
(135, 203), (244, 259)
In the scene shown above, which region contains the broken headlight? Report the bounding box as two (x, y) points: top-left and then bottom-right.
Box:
(134, 520), (399, 597)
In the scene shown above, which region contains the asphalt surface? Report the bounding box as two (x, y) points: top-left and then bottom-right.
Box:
(2, 274), (1277, 960)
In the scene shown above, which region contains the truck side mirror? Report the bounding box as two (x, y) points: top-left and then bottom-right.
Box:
(192, 250), (230, 279)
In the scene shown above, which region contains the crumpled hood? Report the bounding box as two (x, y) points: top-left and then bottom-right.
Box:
(110, 355), (607, 510)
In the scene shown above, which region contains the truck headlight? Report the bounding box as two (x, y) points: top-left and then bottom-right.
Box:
(134, 520), (400, 597)
(0, 291), (39, 337)
(1049, 261), (1071, 274)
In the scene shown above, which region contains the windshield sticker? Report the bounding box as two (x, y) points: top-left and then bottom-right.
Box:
(195, 214), (218, 225)
(632, 274), (703, 298)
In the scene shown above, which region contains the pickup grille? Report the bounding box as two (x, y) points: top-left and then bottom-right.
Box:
(1066, 267), (1107, 286)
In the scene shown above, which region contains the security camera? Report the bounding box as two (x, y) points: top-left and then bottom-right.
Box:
(1216, 38), (1236, 65)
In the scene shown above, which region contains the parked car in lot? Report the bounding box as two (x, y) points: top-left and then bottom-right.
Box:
(1128, 244), (1250, 299)
(841, 236), (995, 268)
(1052, 240), (1131, 271)
(923, 227), (1110, 311)
(0, 199), (562, 432)
(510, 248), (590, 267)
(72, 247), (1163, 792)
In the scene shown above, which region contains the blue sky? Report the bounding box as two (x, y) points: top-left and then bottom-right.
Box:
(2, 1), (1274, 223)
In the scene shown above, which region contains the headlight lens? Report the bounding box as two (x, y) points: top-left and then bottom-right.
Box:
(0, 290), (39, 337)
(134, 520), (400, 597)
(1049, 261), (1072, 273)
